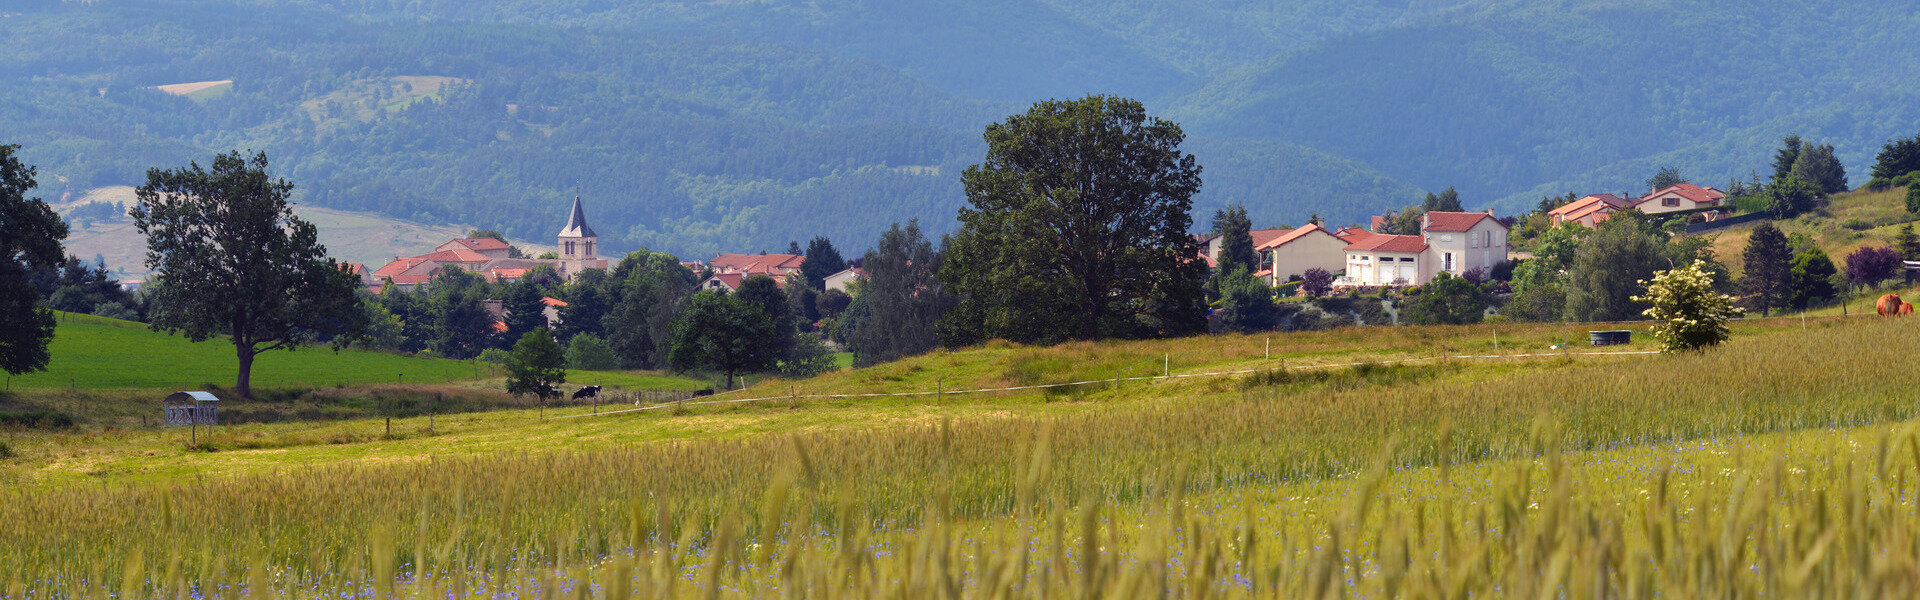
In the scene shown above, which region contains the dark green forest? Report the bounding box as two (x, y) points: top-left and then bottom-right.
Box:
(4, 0), (1918, 257)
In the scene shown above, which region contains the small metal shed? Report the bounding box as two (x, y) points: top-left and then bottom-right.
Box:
(1589, 330), (1633, 346)
(163, 391), (220, 426)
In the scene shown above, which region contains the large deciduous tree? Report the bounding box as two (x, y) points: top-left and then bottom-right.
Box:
(504, 328), (566, 400)
(940, 96), (1207, 345)
(130, 151), (365, 397)
(1646, 167), (1687, 191)
(669, 292), (775, 390)
(603, 250), (696, 369)
(851, 220), (951, 366)
(0, 145), (69, 375)
(1564, 215), (1664, 322)
(1741, 223), (1792, 317)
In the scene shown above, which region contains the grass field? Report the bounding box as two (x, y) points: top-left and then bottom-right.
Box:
(4, 313), (488, 391)
(1, 311), (1917, 596)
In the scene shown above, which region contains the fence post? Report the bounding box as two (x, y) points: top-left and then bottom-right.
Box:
(1164, 354), (1169, 378)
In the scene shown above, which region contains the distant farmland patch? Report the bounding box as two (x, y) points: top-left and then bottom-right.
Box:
(300, 75), (468, 126)
(151, 79), (232, 101)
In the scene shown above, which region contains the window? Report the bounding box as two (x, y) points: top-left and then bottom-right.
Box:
(1662, 197), (1680, 207)
(1399, 257), (1414, 262)
(1443, 252), (1455, 271)
(565, 241), (575, 255)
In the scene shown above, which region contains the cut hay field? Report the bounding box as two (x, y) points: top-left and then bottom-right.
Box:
(2, 312), (1918, 596)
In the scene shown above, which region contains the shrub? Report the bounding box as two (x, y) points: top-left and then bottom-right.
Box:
(564, 334), (618, 371)
(476, 348), (511, 364)
(0, 439), (12, 460)
(0, 410), (75, 429)
(1634, 259), (1742, 352)
(1908, 185), (1920, 215)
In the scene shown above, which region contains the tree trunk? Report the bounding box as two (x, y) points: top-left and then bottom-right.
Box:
(724, 370), (736, 390)
(235, 344), (255, 399)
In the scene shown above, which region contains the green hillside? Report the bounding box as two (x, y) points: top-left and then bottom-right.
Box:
(8, 0), (1920, 260)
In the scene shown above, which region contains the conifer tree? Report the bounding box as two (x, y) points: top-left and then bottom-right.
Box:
(1741, 223), (1792, 316)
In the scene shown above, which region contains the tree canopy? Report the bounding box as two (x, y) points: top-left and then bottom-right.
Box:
(0, 144), (69, 375)
(1741, 223), (1793, 317)
(940, 96), (1207, 345)
(669, 291), (776, 390)
(505, 328), (566, 399)
(1634, 260), (1741, 352)
(799, 237), (847, 290)
(851, 220), (949, 366)
(129, 151), (365, 397)
(1210, 205), (1258, 275)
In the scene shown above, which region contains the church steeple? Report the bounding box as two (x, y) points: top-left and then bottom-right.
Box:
(558, 194), (596, 239)
(557, 195), (597, 261)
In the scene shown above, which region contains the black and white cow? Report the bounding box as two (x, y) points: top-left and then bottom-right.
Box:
(571, 385), (602, 400)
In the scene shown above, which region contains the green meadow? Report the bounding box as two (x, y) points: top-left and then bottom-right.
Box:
(2, 310), (1919, 596)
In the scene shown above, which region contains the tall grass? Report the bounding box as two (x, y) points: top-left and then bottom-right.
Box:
(1, 316), (1917, 596)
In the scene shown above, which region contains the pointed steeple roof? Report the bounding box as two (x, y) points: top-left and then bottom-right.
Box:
(558, 195), (596, 238)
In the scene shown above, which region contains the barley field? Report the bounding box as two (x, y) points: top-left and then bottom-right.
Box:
(1, 314), (1916, 597)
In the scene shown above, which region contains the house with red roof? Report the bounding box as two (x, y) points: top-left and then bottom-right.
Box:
(1632, 183), (1726, 215)
(1548, 194), (1632, 228)
(1339, 211), (1510, 287)
(436, 237), (514, 260)
(1252, 223), (1348, 285)
(707, 253), (806, 278)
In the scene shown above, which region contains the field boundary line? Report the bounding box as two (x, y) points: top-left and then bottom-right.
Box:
(550, 349), (1659, 420)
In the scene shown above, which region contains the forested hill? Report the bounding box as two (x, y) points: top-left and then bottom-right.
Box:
(5, 0), (1919, 259)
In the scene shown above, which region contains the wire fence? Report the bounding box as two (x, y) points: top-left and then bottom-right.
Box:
(550, 348), (1661, 420)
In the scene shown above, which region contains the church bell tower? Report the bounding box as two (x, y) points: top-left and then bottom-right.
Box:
(557, 195), (597, 262)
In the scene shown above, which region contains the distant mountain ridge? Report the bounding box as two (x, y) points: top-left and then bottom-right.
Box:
(5, 0), (1918, 260)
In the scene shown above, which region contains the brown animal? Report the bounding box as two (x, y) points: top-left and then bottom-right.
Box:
(1902, 302), (1914, 316)
(1878, 293), (1904, 316)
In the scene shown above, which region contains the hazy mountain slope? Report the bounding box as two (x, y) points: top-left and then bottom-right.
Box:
(272, 0), (1197, 103)
(1174, 0), (1920, 212)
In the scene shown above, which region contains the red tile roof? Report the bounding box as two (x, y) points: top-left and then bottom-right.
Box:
(1245, 228), (1293, 249)
(1635, 183), (1726, 208)
(448, 237), (511, 251)
(541, 297), (568, 307)
(704, 273), (745, 290)
(491, 320), (508, 333)
(1254, 223), (1341, 251)
(1346, 234), (1429, 254)
(1422, 211), (1501, 232)
(415, 248), (494, 263)
(373, 257), (430, 277)
(708, 253), (805, 275)
(1335, 228), (1375, 243)
(1550, 194), (1631, 217)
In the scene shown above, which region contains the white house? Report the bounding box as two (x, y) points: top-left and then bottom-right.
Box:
(1631, 183), (1726, 215)
(1336, 211), (1510, 287)
(1419, 211), (1509, 279)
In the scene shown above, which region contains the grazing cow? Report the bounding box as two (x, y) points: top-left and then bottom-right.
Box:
(1903, 302), (1914, 316)
(533, 384), (562, 400)
(571, 385), (602, 400)
(1878, 293), (1904, 316)
(691, 389), (716, 398)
